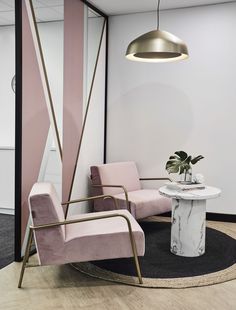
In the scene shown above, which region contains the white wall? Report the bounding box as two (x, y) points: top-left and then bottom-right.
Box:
(0, 148), (14, 214)
(0, 25), (15, 213)
(107, 2), (236, 215)
(38, 21), (64, 142)
(0, 25), (15, 147)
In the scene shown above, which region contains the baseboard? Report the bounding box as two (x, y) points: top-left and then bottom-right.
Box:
(0, 207), (15, 215)
(206, 213), (236, 223)
(160, 212), (236, 223)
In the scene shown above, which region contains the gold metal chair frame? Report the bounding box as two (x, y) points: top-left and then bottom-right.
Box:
(92, 177), (172, 213)
(18, 195), (143, 288)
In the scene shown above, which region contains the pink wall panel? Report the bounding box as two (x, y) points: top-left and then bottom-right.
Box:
(21, 0), (50, 244)
(62, 0), (84, 204)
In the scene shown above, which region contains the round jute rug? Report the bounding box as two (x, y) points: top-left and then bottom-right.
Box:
(71, 218), (236, 288)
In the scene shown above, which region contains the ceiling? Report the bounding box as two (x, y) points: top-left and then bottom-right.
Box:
(0, 0), (101, 26)
(89, 0), (236, 15)
(0, 0), (64, 26)
(0, 0), (234, 26)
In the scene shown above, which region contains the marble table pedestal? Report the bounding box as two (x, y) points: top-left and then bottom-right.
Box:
(171, 198), (206, 257)
(159, 186), (221, 257)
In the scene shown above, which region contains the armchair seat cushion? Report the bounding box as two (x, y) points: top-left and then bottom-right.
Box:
(64, 210), (145, 263)
(114, 190), (171, 220)
(90, 162), (172, 219)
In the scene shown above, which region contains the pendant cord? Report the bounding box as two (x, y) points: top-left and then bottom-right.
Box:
(157, 0), (161, 30)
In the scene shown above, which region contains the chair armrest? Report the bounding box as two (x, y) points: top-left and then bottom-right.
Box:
(62, 194), (119, 219)
(30, 213), (134, 237)
(92, 184), (130, 212)
(139, 177), (172, 182)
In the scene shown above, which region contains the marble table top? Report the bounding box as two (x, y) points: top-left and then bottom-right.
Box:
(159, 185), (221, 201)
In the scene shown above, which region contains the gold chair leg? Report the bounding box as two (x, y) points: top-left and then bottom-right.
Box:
(133, 252), (143, 284)
(128, 232), (143, 284)
(18, 228), (33, 288)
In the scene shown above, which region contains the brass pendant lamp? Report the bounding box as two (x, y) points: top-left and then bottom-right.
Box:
(126, 0), (189, 63)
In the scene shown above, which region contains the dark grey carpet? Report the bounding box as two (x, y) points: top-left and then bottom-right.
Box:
(93, 221), (236, 278)
(0, 214), (14, 269)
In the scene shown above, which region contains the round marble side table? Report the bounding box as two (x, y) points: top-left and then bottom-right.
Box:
(159, 186), (221, 257)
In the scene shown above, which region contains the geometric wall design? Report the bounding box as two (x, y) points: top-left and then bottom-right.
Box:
(69, 20), (106, 216)
(63, 1), (107, 216)
(20, 0), (107, 256)
(62, 0), (84, 207)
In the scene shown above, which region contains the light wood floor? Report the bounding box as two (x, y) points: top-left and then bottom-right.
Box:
(0, 221), (236, 310)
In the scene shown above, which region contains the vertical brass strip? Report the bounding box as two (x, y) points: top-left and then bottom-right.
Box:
(65, 19), (106, 218)
(26, 0), (62, 160)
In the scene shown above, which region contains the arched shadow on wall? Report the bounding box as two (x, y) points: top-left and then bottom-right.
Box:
(108, 83), (194, 172)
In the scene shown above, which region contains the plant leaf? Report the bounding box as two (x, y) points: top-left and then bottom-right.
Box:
(165, 160), (178, 170)
(174, 151), (188, 161)
(179, 163), (191, 175)
(166, 151), (204, 175)
(179, 165), (185, 175)
(166, 164), (180, 174)
(191, 155), (204, 165)
(185, 155), (192, 164)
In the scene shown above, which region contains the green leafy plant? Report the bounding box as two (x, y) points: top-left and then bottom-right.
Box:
(166, 151), (204, 181)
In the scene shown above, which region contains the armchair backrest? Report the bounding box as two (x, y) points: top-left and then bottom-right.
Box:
(28, 183), (65, 265)
(90, 161), (141, 195)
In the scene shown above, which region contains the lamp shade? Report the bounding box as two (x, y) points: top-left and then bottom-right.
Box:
(126, 29), (189, 63)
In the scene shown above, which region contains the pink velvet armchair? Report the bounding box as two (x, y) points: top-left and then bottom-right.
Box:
(18, 183), (145, 288)
(90, 161), (172, 220)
